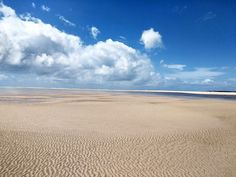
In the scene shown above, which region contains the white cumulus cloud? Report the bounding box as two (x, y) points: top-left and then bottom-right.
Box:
(90, 26), (100, 39)
(0, 2), (15, 17)
(140, 28), (163, 49)
(0, 3), (159, 87)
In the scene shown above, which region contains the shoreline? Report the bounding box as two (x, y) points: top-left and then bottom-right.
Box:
(1, 86), (236, 96)
(1, 87), (236, 101)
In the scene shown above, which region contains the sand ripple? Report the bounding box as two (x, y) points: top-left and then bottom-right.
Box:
(0, 91), (235, 176)
(0, 129), (235, 177)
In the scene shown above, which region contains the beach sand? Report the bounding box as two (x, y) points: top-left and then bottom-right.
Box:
(0, 90), (235, 177)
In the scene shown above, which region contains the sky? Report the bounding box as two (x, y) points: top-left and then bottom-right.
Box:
(0, 0), (235, 90)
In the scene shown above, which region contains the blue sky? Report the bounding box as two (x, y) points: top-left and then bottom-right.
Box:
(0, 0), (235, 90)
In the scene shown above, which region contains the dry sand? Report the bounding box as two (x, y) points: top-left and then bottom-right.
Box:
(0, 89), (235, 177)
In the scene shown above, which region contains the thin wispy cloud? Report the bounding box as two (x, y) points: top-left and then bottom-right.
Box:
(229, 78), (236, 82)
(160, 67), (225, 87)
(172, 5), (187, 15)
(159, 61), (225, 86)
(200, 11), (216, 22)
(160, 60), (186, 70)
(57, 15), (76, 27)
(41, 5), (50, 12)
(32, 2), (36, 8)
(165, 68), (223, 81)
(201, 78), (214, 84)
(119, 36), (126, 40)
(0, 74), (7, 80)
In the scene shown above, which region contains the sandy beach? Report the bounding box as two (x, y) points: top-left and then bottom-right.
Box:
(0, 89), (235, 177)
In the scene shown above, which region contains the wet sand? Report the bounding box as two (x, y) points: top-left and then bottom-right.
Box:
(0, 89), (235, 176)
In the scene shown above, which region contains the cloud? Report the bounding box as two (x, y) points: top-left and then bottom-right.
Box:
(201, 78), (214, 84)
(32, 2), (36, 8)
(57, 15), (75, 27)
(19, 13), (41, 22)
(140, 28), (163, 49)
(119, 36), (126, 40)
(0, 3), (159, 88)
(159, 68), (225, 89)
(228, 78), (236, 82)
(0, 2), (15, 17)
(160, 60), (186, 70)
(41, 5), (50, 12)
(172, 5), (187, 15)
(200, 11), (216, 22)
(165, 68), (223, 82)
(0, 73), (7, 80)
(90, 26), (100, 39)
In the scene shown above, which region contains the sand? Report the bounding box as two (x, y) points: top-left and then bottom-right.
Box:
(0, 89), (235, 177)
